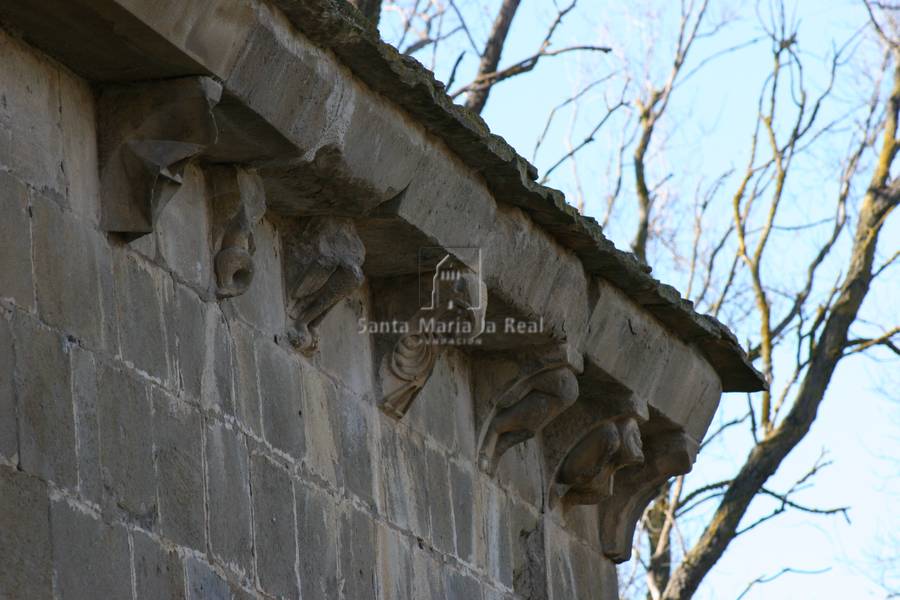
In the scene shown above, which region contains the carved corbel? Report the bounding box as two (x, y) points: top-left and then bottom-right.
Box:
(98, 77), (223, 239)
(556, 417), (644, 505)
(283, 217), (366, 355)
(540, 381), (649, 509)
(597, 431), (697, 562)
(475, 346), (580, 476)
(379, 256), (488, 419)
(209, 167), (266, 298)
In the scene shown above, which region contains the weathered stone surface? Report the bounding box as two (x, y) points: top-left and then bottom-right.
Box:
(205, 419), (253, 574)
(376, 524), (413, 600)
(313, 287), (375, 398)
(114, 250), (172, 382)
(0, 315), (17, 462)
(201, 306), (235, 413)
(51, 499), (132, 600)
(257, 338), (304, 459)
(172, 282), (206, 400)
(153, 389), (205, 549)
(155, 165), (213, 290)
(426, 445), (454, 555)
(250, 453), (298, 598)
(97, 361), (157, 524)
(71, 346), (102, 502)
(449, 459), (475, 563)
(222, 218), (285, 335)
(185, 556), (231, 600)
(445, 568), (484, 600)
(0, 29), (64, 193)
(11, 314), (77, 487)
(32, 194), (116, 352)
(0, 172), (33, 310)
(133, 529), (186, 600)
(338, 503), (377, 600)
(296, 482), (340, 599)
(0, 466), (52, 599)
(230, 319), (262, 435)
(331, 392), (374, 506)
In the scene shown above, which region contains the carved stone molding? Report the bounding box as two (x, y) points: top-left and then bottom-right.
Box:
(98, 77), (223, 239)
(283, 217), (366, 355)
(379, 256), (487, 419)
(209, 167), (267, 298)
(475, 345), (579, 476)
(598, 431), (697, 563)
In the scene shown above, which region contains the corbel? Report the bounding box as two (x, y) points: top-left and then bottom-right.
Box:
(208, 167), (267, 298)
(378, 255), (488, 419)
(541, 383), (649, 509)
(282, 217), (366, 355)
(597, 431), (697, 562)
(475, 344), (581, 476)
(98, 76), (222, 239)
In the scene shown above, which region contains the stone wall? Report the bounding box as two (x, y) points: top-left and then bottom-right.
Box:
(0, 26), (620, 600)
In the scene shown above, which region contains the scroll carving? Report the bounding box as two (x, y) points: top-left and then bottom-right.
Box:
(598, 431), (697, 562)
(379, 256), (487, 419)
(210, 167), (266, 298)
(556, 417), (644, 505)
(284, 217), (366, 355)
(477, 350), (579, 476)
(98, 77), (223, 239)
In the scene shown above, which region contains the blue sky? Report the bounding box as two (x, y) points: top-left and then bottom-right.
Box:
(380, 1), (899, 598)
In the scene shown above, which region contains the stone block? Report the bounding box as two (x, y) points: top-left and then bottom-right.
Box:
(375, 524), (412, 600)
(410, 548), (445, 600)
(0, 466), (52, 599)
(222, 218), (285, 336)
(331, 392), (374, 506)
(58, 65), (100, 224)
(444, 569), (484, 600)
(338, 503), (376, 600)
(0, 30), (64, 193)
(32, 194), (116, 352)
(96, 361), (157, 524)
(71, 346), (102, 502)
(509, 502), (547, 600)
(205, 419), (253, 574)
(51, 499), (132, 600)
(295, 482), (339, 599)
(426, 445), (454, 555)
(133, 529), (186, 600)
(0, 315), (17, 461)
(257, 338), (304, 459)
(405, 349), (475, 459)
(185, 556), (231, 600)
(153, 388), (205, 549)
(300, 366), (339, 487)
(12, 313), (77, 487)
(449, 460), (475, 563)
(0, 172), (33, 309)
(155, 165), (213, 291)
(250, 453), (298, 598)
(477, 481), (513, 588)
(114, 251), (172, 382)
(313, 288), (375, 398)
(201, 305), (234, 414)
(495, 438), (544, 509)
(172, 282), (206, 400)
(230, 319), (262, 435)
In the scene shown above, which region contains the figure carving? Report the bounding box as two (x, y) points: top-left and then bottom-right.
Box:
(210, 168), (266, 298)
(284, 217), (366, 355)
(557, 417), (644, 505)
(598, 431), (697, 562)
(477, 361), (579, 475)
(379, 256), (487, 419)
(98, 77), (222, 238)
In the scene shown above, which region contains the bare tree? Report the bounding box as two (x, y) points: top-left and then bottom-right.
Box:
(378, 1), (900, 597)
